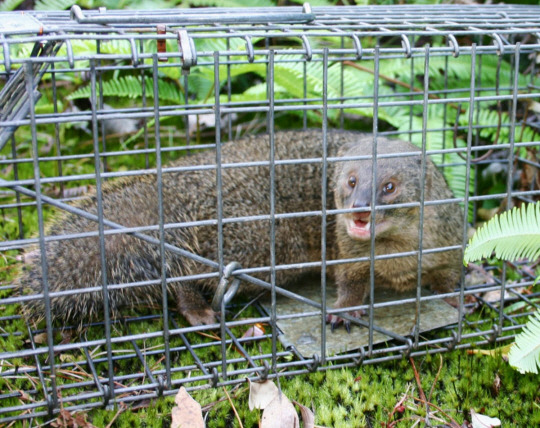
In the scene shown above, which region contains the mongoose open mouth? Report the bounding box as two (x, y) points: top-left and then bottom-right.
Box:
(347, 212), (372, 240)
(347, 212), (391, 240)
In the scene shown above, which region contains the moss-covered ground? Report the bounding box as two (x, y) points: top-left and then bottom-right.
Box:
(1, 283), (539, 428)
(25, 346), (539, 427)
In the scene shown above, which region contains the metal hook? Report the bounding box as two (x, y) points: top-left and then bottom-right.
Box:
(402, 337), (414, 358)
(401, 34), (411, 59)
(491, 33), (504, 56)
(177, 29), (197, 75)
(210, 367), (220, 387)
(447, 330), (458, 351)
(489, 324), (500, 343)
(300, 34), (312, 61)
(351, 34), (363, 60)
(129, 38), (140, 66)
(244, 36), (254, 63)
(65, 39), (74, 69)
(447, 34), (460, 58)
(259, 359), (270, 381)
(211, 261), (242, 312)
(70, 5), (84, 21)
(308, 354), (320, 372)
(102, 384), (110, 407)
(58, 31), (74, 69)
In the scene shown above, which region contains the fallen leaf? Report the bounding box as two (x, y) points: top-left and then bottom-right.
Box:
(242, 324), (265, 339)
(248, 379), (280, 411)
(51, 409), (97, 428)
(292, 401), (315, 428)
(261, 393), (299, 428)
(33, 332), (48, 345)
(171, 387), (204, 428)
(492, 373), (501, 397)
(470, 409), (501, 428)
(467, 344), (512, 362)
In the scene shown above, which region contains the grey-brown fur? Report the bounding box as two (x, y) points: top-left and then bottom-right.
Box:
(329, 136), (463, 327)
(19, 130), (344, 328)
(18, 130), (463, 330)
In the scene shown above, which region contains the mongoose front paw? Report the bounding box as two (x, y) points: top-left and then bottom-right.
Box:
(182, 307), (217, 326)
(326, 309), (365, 333)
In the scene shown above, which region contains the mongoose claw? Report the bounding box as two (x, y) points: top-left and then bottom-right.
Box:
(326, 309), (365, 333)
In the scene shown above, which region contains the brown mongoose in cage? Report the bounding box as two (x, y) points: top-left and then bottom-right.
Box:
(327, 138), (463, 330)
(18, 130), (463, 330)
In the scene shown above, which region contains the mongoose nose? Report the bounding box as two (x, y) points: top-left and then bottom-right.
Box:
(352, 200), (370, 209)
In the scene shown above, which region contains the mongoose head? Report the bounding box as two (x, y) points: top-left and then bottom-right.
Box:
(333, 137), (427, 242)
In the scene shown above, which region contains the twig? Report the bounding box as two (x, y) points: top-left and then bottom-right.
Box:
(386, 384), (411, 427)
(409, 357), (427, 403)
(413, 396), (462, 428)
(222, 386), (243, 428)
(409, 357), (429, 426)
(105, 403), (127, 428)
(428, 354), (444, 404)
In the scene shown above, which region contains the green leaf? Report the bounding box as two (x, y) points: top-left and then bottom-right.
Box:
(508, 309), (540, 374)
(0, 0), (25, 11)
(464, 202), (540, 264)
(34, 0), (76, 10)
(186, 0), (274, 7)
(68, 76), (183, 103)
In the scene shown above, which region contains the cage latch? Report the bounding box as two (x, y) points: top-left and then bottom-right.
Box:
(177, 30), (197, 75)
(212, 261), (242, 312)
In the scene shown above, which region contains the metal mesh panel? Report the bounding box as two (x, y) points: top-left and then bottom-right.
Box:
(1, 4), (539, 423)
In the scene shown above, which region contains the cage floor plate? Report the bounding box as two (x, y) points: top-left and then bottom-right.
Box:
(263, 280), (460, 357)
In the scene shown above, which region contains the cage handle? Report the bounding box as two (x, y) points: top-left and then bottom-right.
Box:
(70, 4), (315, 25)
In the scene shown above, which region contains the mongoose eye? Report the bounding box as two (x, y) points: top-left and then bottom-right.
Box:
(383, 182), (396, 194)
(347, 176), (357, 188)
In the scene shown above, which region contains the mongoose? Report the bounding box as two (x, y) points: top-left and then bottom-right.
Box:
(328, 137), (463, 330)
(18, 130), (463, 330)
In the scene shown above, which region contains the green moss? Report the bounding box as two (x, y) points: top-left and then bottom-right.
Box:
(1, 345), (534, 427)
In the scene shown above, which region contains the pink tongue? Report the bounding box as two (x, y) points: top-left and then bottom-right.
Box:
(354, 219), (368, 228)
(353, 212), (370, 228)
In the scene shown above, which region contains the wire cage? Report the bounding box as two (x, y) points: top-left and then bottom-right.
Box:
(1, 3), (540, 423)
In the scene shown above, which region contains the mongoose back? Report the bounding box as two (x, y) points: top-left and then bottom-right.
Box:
(18, 130), (463, 330)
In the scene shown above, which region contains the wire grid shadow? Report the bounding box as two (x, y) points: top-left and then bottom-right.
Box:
(1, 3), (540, 423)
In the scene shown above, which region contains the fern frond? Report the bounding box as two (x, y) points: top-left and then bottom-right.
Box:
(187, 0), (274, 6)
(34, 0), (76, 10)
(508, 309), (540, 374)
(68, 76), (183, 103)
(0, 0), (25, 11)
(464, 202), (540, 264)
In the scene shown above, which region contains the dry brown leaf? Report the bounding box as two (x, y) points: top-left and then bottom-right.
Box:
(292, 401), (315, 428)
(33, 332), (48, 345)
(261, 394), (299, 428)
(171, 387), (204, 428)
(248, 379), (280, 411)
(51, 409), (97, 428)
